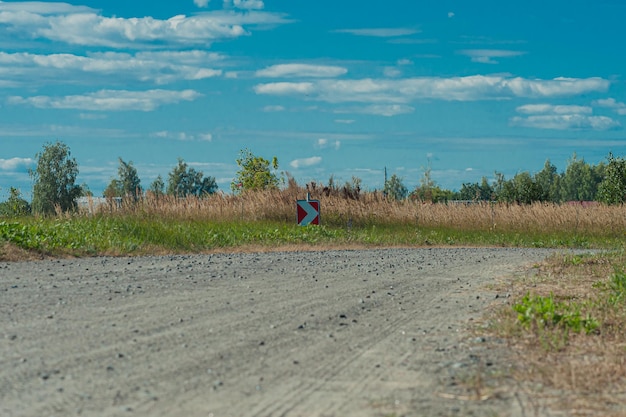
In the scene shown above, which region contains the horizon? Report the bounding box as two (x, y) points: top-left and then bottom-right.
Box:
(1, 0), (625, 199)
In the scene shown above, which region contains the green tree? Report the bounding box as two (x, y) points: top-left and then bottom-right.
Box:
(534, 159), (561, 202)
(497, 172), (542, 204)
(167, 158), (218, 198)
(149, 175), (165, 197)
(31, 141), (82, 215)
(513, 172), (542, 204)
(597, 153), (626, 205)
(104, 158), (142, 201)
(118, 158), (142, 201)
(103, 179), (122, 199)
(560, 154), (599, 201)
(231, 149), (280, 193)
(384, 174), (408, 200)
(0, 187), (31, 216)
(458, 177), (494, 201)
(410, 157), (438, 202)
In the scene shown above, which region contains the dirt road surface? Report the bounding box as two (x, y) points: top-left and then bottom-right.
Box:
(1, 248), (557, 417)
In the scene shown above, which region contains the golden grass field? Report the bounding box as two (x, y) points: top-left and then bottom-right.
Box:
(81, 186), (626, 240)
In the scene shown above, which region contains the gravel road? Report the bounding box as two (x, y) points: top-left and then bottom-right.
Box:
(1, 248), (558, 417)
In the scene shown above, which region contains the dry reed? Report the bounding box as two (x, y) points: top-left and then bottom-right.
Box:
(82, 187), (626, 237)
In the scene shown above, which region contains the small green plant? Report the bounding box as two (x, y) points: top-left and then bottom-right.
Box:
(513, 292), (599, 335)
(608, 268), (626, 305)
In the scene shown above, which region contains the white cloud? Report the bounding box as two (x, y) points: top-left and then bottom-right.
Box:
(0, 51), (225, 86)
(262, 105), (285, 112)
(290, 156), (322, 169)
(0, 157), (34, 172)
(334, 28), (420, 37)
(316, 138), (341, 150)
(0, 5), (290, 48)
(233, 0), (265, 9)
(79, 113), (107, 120)
(594, 98), (626, 115)
(383, 66), (402, 77)
(153, 131), (213, 141)
(511, 114), (620, 130)
(505, 77), (608, 98)
(9, 89), (202, 111)
(194, 0), (210, 7)
(516, 104), (592, 115)
(337, 104), (414, 117)
(448, 12), (455, 18)
(334, 119), (354, 124)
(254, 75), (610, 103)
(458, 49), (526, 64)
(256, 63), (347, 78)
(253, 82), (315, 95)
(512, 102), (620, 130)
(0, 2), (95, 14)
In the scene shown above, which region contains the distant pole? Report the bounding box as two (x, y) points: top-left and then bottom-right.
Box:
(384, 166), (387, 197)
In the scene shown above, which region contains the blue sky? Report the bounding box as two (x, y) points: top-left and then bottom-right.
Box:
(1, 0), (626, 199)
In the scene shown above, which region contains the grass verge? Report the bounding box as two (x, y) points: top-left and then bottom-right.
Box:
(1, 208), (624, 261)
(482, 251), (626, 416)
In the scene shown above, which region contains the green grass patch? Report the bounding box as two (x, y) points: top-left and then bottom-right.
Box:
(0, 214), (624, 258)
(513, 292), (600, 335)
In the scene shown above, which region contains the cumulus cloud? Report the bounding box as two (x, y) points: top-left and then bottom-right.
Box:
(0, 3), (290, 48)
(9, 89), (202, 111)
(194, 0), (210, 7)
(316, 138), (341, 150)
(0, 2), (94, 14)
(256, 63), (347, 78)
(254, 75), (610, 103)
(512, 102), (620, 130)
(262, 105), (285, 112)
(363, 104), (414, 116)
(153, 131), (213, 141)
(254, 82), (315, 95)
(383, 66), (402, 77)
(516, 104), (592, 115)
(458, 49), (526, 64)
(0, 51), (224, 86)
(511, 114), (620, 130)
(223, 0), (264, 9)
(334, 28), (420, 37)
(0, 157), (34, 172)
(336, 104), (414, 117)
(290, 156), (322, 169)
(593, 98), (626, 115)
(79, 113), (107, 120)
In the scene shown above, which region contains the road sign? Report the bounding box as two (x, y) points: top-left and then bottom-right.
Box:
(297, 198), (320, 226)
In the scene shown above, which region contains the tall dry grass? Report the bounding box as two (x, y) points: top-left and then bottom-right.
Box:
(83, 187), (626, 237)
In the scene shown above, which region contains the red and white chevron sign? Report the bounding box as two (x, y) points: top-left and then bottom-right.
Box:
(297, 199), (320, 226)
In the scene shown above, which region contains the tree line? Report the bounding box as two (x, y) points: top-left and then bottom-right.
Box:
(2, 140), (626, 216)
(381, 153), (626, 205)
(1, 141), (282, 216)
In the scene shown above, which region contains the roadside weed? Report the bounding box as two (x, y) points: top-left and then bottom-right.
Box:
(513, 292), (599, 336)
